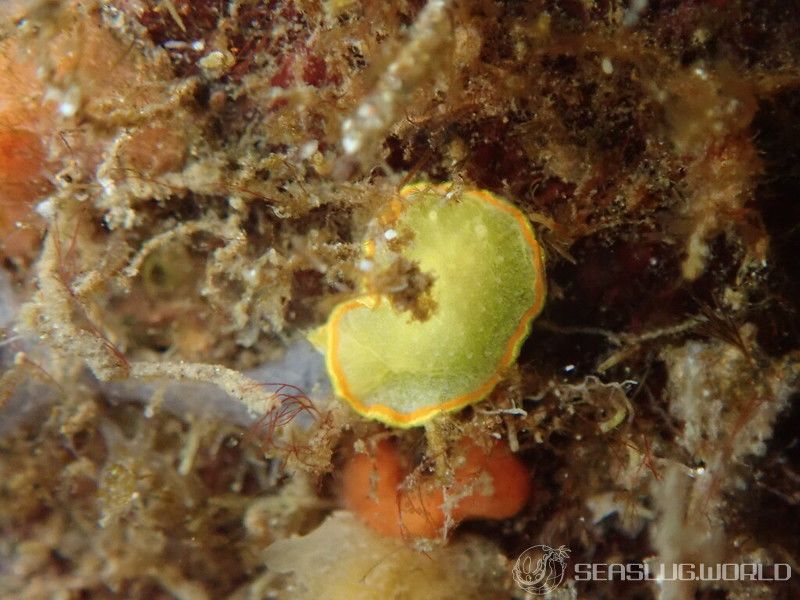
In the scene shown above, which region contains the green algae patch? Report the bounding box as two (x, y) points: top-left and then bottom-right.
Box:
(317, 183), (546, 427)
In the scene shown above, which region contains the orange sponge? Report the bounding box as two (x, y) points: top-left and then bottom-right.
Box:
(0, 128), (48, 261)
(451, 439), (531, 521)
(342, 437), (530, 539)
(342, 439), (444, 537)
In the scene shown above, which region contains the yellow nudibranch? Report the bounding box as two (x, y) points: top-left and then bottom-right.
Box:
(312, 182), (546, 427)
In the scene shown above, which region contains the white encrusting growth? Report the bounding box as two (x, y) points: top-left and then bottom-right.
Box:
(340, 0), (450, 159)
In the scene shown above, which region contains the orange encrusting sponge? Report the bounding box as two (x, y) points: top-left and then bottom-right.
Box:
(0, 128), (49, 260)
(342, 438), (530, 538)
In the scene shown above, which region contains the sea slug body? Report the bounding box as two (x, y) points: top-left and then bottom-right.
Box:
(315, 182), (546, 427)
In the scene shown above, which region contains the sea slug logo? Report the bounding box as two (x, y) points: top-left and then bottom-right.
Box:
(512, 544), (792, 594)
(513, 544), (571, 595)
